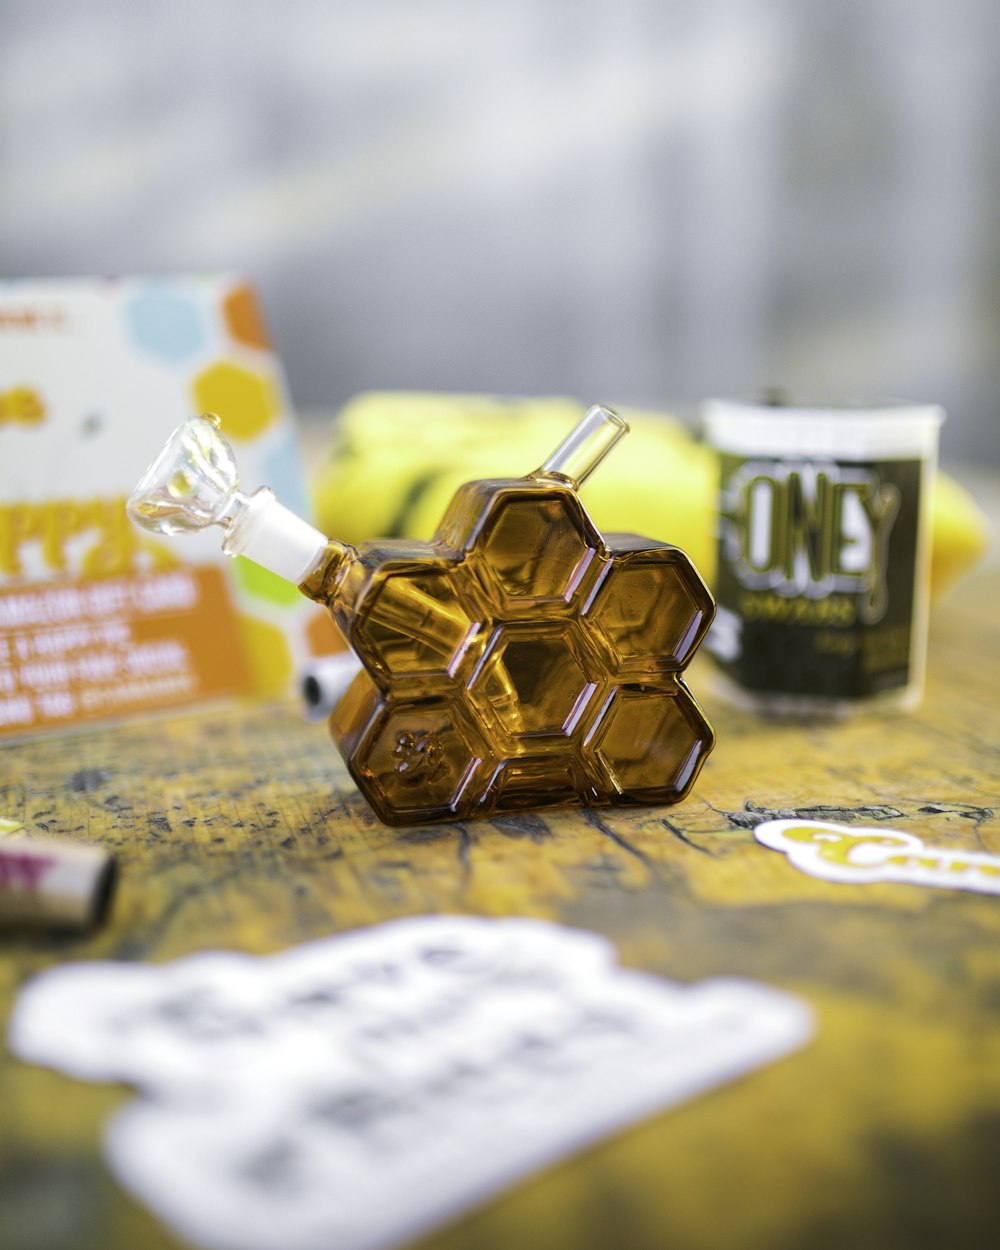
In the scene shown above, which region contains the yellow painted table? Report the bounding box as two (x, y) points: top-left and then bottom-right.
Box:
(2, 559), (999, 1250)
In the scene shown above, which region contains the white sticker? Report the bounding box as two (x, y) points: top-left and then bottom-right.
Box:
(755, 819), (1000, 895)
(10, 917), (811, 1250)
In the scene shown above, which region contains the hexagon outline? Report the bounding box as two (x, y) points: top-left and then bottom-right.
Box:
(351, 691), (492, 820)
(581, 546), (715, 676)
(588, 679), (715, 805)
(354, 561), (482, 683)
(468, 484), (606, 613)
(465, 620), (607, 749)
(475, 753), (598, 817)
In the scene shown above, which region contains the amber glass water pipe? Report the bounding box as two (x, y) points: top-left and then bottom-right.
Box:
(129, 405), (716, 825)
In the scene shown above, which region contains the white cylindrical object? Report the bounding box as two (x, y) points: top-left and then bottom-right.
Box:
(300, 652), (364, 721)
(704, 399), (944, 460)
(703, 397), (945, 717)
(0, 833), (117, 930)
(223, 488), (329, 585)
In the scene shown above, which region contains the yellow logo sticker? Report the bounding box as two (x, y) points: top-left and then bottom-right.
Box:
(755, 818), (1000, 895)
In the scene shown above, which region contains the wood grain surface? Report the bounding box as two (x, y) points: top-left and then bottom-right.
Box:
(2, 561), (999, 1250)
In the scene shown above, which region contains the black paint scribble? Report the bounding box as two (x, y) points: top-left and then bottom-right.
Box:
(398, 826), (452, 845)
(490, 812), (553, 843)
(646, 815), (713, 854)
(455, 823), (474, 874)
(101, 793), (132, 814)
(583, 808), (651, 866)
(918, 803), (996, 823)
(722, 800), (905, 830)
(67, 768), (113, 794)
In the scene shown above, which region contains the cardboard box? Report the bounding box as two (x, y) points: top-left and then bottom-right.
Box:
(0, 276), (324, 738)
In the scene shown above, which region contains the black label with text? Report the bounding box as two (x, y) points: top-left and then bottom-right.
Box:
(712, 455), (922, 699)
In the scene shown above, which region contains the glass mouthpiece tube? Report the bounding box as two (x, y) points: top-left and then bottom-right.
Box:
(534, 403), (629, 487)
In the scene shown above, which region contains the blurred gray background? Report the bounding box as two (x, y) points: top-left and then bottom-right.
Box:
(2, 0), (998, 464)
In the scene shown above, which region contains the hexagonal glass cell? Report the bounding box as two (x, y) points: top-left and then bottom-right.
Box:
(362, 569), (479, 678)
(469, 626), (597, 741)
(473, 492), (598, 603)
(356, 696), (488, 820)
(478, 755), (592, 815)
(585, 550), (713, 673)
(591, 683), (714, 803)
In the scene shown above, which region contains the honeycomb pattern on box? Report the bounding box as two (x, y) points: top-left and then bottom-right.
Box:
(192, 361), (280, 442)
(125, 289), (209, 363)
(122, 280), (312, 693)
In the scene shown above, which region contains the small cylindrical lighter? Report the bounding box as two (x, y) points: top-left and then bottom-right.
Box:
(0, 823), (116, 931)
(300, 652), (363, 722)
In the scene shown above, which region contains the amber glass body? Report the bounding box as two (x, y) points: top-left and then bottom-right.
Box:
(300, 471), (716, 826)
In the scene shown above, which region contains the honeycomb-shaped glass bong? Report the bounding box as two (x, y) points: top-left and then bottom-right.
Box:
(128, 405), (716, 825)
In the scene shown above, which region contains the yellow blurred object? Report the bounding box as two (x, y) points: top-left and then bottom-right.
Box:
(927, 470), (991, 598)
(312, 392), (988, 601)
(236, 614), (295, 697)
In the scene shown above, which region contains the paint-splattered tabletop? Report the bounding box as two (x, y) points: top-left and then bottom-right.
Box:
(2, 560), (999, 1250)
